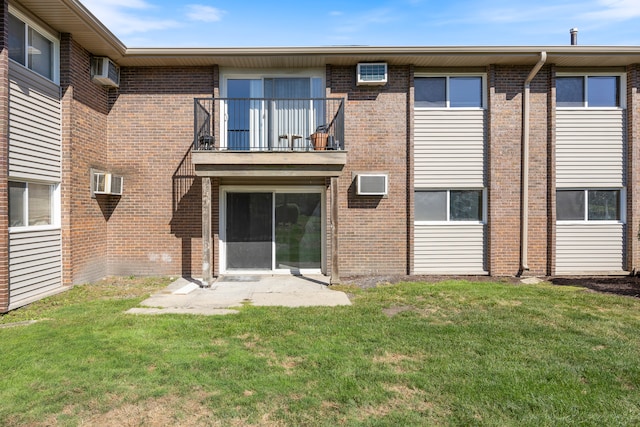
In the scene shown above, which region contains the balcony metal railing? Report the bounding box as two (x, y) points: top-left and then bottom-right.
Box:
(194, 97), (344, 152)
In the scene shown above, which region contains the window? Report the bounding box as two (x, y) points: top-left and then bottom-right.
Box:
(415, 76), (484, 108)
(556, 75), (621, 108)
(8, 11), (58, 82)
(9, 181), (59, 228)
(415, 190), (484, 222)
(557, 189), (622, 221)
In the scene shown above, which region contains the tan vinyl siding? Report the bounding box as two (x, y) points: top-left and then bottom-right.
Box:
(556, 109), (625, 187)
(556, 224), (625, 273)
(8, 229), (62, 310)
(414, 224), (487, 274)
(8, 63), (61, 181)
(413, 108), (486, 274)
(414, 109), (485, 188)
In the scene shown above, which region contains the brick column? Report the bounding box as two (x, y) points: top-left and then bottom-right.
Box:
(627, 65), (640, 273)
(406, 65), (415, 275)
(547, 65), (557, 276)
(488, 65), (523, 276)
(488, 64), (550, 276)
(59, 33), (73, 287)
(0, 0), (10, 312)
(527, 65), (551, 276)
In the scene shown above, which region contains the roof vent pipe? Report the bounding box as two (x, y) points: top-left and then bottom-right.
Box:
(570, 28), (578, 45)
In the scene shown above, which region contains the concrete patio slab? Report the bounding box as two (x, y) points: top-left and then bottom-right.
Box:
(126, 275), (351, 315)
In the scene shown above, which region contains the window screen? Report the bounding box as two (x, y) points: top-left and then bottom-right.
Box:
(28, 183), (52, 226)
(415, 191), (447, 221)
(8, 14), (25, 66)
(415, 77), (446, 107)
(9, 181), (26, 227)
(557, 190), (585, 220)
(557, 77), (584, 107)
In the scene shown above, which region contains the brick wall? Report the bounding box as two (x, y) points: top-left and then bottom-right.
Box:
(106, 67), (214, 277)
(0, 0), (9, 312)
(60, 35), (110, 285)
(547, 65), (557, 275)
(328, 65), (410, 276)
(527, 65), (551, 276)
(628, 65), (640, 273)
(488, 65), (551, 276)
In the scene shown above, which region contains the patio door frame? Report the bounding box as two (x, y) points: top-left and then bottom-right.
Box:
(220, 69), (325, 151)
(219, 185), (326, 275)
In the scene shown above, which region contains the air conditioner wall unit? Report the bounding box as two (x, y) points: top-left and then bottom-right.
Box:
(356, 173), (388, 196)
(91, 57), (120, 87)
(91, 169), (123, 197)
(357, 62), (388, 86)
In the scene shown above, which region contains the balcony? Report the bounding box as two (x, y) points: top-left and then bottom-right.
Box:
(192, 97), (347, 178)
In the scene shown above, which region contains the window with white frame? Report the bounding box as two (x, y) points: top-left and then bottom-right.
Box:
(556, 75), (622, 108)
(556, 189), (623, 221)
(9, 181), (59, 228)
(415, 76), (484, 108)
(415, 189), (485, 222)
(8, 10), (59, 82)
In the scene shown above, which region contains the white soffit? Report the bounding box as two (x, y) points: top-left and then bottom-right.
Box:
(13, 1), (640, 68)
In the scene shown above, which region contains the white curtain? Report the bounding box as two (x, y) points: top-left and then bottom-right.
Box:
(265, 78), (311, 150)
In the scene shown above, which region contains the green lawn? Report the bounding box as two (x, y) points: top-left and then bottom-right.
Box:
(1, 277), (640, 426)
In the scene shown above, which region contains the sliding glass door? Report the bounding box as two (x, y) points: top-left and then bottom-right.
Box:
(225, 190), (322, 272)
(225, 77), (323, 150)
(275, 193), (322, 269)
(226, 192), (272, 269)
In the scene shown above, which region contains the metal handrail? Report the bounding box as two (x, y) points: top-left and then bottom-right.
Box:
(194, 97), (345, 152)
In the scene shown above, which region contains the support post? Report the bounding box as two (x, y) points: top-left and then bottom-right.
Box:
(330, 177), (340, 284)
(202, 177), (212, 287)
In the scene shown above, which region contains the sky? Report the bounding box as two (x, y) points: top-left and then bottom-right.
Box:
(79, 0), (640, 48)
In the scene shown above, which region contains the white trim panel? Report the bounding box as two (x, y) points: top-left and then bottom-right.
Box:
(556, 223), (624, 273)
(414, 224), (487, 274)
(414, 109), (485, 187)
(9, 229), (63, 310)
(9, 63), (61, 181)
(556, 109), (625, 187)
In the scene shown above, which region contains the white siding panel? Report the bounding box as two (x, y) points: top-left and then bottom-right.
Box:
(414, 109), (485, 188)
(556, 224), (624, 273)
(8, 64), (61, 181)
(414, 224), (487, 274)
(9, 229), (62, 310)
(556, 109), (625, 187)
